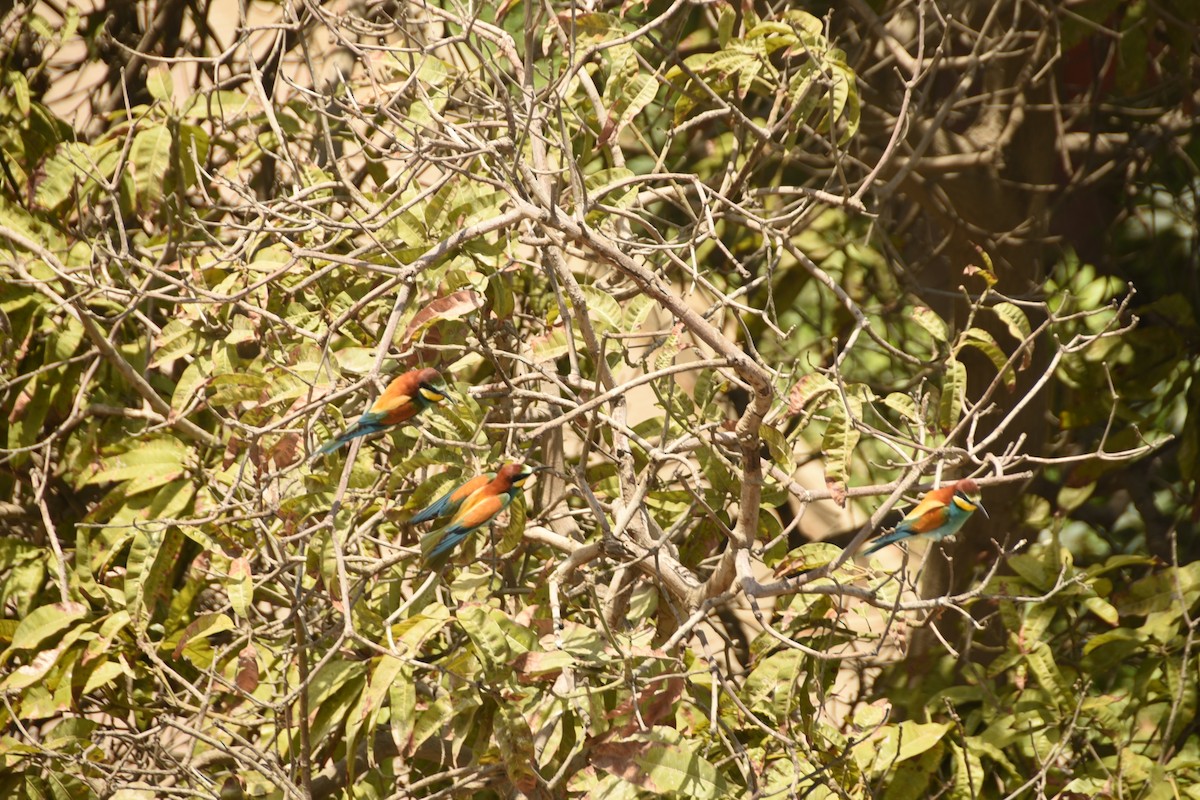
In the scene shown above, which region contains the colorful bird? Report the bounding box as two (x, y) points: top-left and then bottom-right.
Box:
(412, 463), (545, 564)
(315, 367), (447, 456)
(862, 479), (987, 556)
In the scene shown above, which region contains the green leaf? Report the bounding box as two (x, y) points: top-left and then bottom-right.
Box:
(822, 400), (860, 487)
(496, 494), (527, 555)
(10, 71), (30, 115)
(949, 741), (984, 800)
(361, 654), (406, 730)
(150, 319), (201, 368)
(177, 123), (209, 188)
(388, 663), (416, 756)
(772, 542), (843, 577)
(1, 645), (66, 691)
(411, 696), (454, 757)
(171, 613), (235, 662)
(531, 326), (580, 363)
(938, 359), (966, 431)
(390, 610), (451, 651)
(172, 358), (210, 413)
(621, 294), (654, 332)
(1083, 596), (1120, 626)
(575, 284), (623, 332)
(744, 649), (805, 713)
(1119, 563), (1200, 616)
(334, 347), (376, 375)
(602, 73), (659, 144)
(226, 557), (253, 619)
(208, 373), (269, 408)
(759, 423), (795, 472)
(495, 704), (539, 794)
(874, 721), (954, 767)
(1025, 641), (1070, 709)
(881, 392), (919, 422)
(33, 143), (86, 210)
(126, 528), (185, 630)
(86, 437), (190, 495)
(81, 659), (131, 695)
(7, 601), (88, 651)
(83, 610), (132, 664)
(457, 604), (511, 672)
(1007, 553), (1052, 591)
(146, 65), (173, 104)
(46, 316), (84, 361)
(131, 124), (172, 208)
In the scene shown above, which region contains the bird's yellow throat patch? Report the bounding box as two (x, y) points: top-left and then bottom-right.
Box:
(419, 386), (447, 403)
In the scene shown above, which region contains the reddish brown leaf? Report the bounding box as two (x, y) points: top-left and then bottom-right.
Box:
(592, 740), (662, 792)
(268, 433), (300, 469)
(236, 644), (259, 693)
(787, 374), (835, 416)
(7, 386), (32, 423)
(607, 676), (685, 735)
(222, 437), (244, 470)
(401, 290), (485, 346)
(172, 614), (232, 660)
(825, 477), (847, 508)
(511, 650), (573, 682)
(637, 676), (684, 729)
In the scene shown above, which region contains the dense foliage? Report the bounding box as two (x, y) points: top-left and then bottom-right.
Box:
(1, 0), (1198, 797)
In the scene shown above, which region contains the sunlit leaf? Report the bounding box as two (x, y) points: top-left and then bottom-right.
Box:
(85, 437), (190, 496)
(959, 327), (1015, 389)
(8, 601), (88, 651)
(822, 399), (860, 488)
(227, 557), (253, 619)
(992, 302), (1032, 341)
(131, 124), (172, 208)
(146, 65), (174, 103)
(593, 728), (728, 798)
(874, 721), (954, 767)
(402, 290), (485, 346)
(912, 306), (949, 343)
(938, 359), (966, 431)
(787, 373), (837, 416)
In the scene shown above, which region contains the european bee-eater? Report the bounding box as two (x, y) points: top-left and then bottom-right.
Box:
(862, 479), (987, 555)
(315, 367), (447, 456)
(412, 463), (544, 564)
